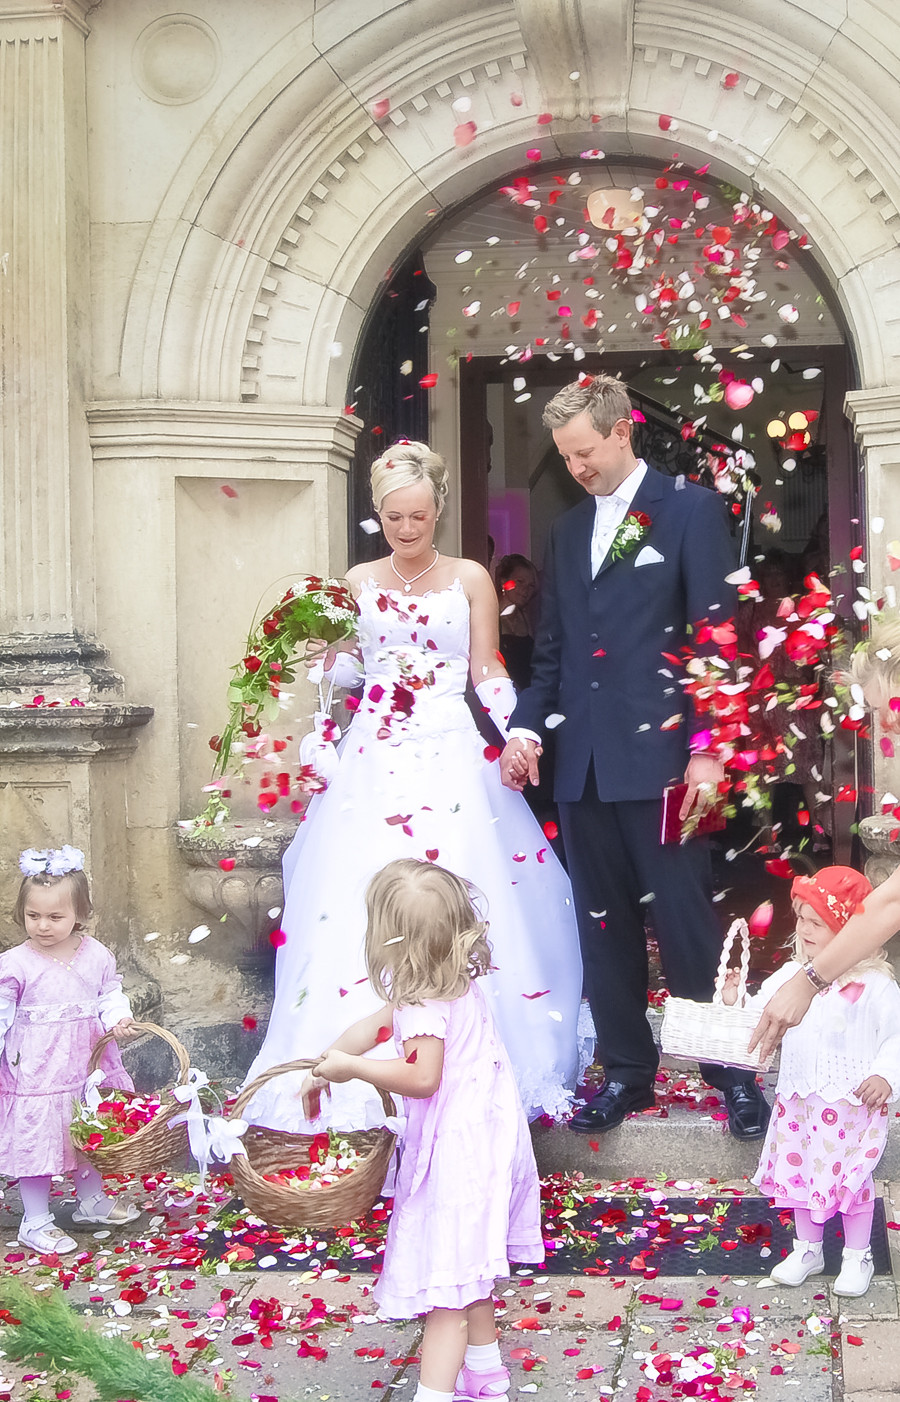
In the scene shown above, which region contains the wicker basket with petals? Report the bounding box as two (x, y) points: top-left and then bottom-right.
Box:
(77, 1022), (191, 1175)
(227, 1058), (397, 1230)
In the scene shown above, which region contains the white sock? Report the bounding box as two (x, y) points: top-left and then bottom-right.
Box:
(414, 1387), (453, 1402)
(466, 1342), (502, 1372)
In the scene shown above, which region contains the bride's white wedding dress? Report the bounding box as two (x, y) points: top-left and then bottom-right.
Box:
(244, 578), (586, 1127)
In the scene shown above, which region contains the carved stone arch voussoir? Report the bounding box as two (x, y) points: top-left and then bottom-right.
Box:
(235, 47), (539, 407)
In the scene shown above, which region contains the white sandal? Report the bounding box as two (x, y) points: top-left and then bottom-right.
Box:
(18, 1214), (78, 1255)
(71, 1192), (141, 1226)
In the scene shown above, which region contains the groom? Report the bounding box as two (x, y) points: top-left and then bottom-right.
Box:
(500, 374), (770, 1140)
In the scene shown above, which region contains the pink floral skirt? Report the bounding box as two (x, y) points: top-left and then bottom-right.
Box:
(753, 1092), (888, 1222)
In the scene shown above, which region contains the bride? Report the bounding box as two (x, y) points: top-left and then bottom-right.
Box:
(244, 442), (585, 1126)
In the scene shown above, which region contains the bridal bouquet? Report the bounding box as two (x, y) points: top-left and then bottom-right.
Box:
(210, 576), (359, 777)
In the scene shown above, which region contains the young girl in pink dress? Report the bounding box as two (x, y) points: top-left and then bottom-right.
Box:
(727, 867), (900, 1298)
(0, 847), (141, 1255)
(302, 858), (543, 1402)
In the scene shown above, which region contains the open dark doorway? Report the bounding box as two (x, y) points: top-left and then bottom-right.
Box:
(458, 345), (864, 884)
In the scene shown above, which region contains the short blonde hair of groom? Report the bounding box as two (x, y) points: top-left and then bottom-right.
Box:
(370, 441), (450, 514)
(542, 373), (634, 439)
(364, 858), (492, 1006)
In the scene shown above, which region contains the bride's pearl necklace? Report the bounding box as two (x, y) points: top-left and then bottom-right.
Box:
(390, 547), (439, 593)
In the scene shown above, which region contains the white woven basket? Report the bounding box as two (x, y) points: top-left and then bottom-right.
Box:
(660, 919), (773, 1073)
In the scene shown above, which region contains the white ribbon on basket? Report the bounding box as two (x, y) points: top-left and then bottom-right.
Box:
(83, 1068), (109, 1114)
(167, 1077), (249, 1191)
(167, 1068), (212, 1183)
(205, 1116), (249, 1166)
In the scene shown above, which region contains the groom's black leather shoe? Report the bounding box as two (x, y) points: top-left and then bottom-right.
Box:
(569, 1080), (656, 1133)
(723, 1080), (771, 1140)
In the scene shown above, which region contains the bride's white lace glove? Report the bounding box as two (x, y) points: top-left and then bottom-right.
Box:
(475, 676), (518, 741)
(307, 650), (364, 689)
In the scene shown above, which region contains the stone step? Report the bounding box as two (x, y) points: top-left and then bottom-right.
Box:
(532, 1060), (900, 1181)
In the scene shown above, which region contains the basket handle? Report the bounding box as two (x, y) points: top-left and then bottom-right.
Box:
(711, 918), (751, 1007)
(231, 1056), (396, 1124)
(88, 1020), (191, 1086)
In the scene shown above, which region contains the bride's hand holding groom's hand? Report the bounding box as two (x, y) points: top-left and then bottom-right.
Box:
(500, 737), (542, 791)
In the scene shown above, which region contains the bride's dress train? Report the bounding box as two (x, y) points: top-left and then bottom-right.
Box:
(244, 579), (587, 1127)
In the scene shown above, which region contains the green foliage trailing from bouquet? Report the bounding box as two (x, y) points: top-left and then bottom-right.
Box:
(209, 575), (358, 778)
(0, 1278), (225, 1402)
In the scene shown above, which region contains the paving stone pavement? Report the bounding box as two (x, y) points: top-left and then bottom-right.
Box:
(0, 1181), (899, 1401)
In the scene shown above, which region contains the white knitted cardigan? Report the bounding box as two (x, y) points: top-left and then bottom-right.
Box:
(746, 961), (900, 1103)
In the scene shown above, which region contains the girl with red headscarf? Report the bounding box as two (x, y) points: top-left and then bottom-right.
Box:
(726, 867), (900, 1297)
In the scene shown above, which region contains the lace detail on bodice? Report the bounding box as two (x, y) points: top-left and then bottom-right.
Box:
(349, 580), (474, 740)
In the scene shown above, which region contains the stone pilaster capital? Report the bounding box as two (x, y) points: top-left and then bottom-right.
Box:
(844, 388), (900, 453)
(0, 0), (91, 35)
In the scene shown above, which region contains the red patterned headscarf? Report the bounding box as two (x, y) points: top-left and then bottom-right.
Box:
(791, 866), (873, 933)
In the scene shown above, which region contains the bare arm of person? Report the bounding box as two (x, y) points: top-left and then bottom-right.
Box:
(312, 1034), (444, 1100)
(749, 869), (900, 1060)
(299, 1005), (395, 1116)
(460, 559), (509, 686)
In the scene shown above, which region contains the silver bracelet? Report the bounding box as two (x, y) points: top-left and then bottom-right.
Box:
(803, 961), (830, 993)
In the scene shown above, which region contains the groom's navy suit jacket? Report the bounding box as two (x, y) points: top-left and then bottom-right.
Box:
(510, 466), (738, 804)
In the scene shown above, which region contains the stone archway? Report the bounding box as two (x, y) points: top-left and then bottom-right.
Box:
(75, 0), (900, 1022)
(104, 1), (900, 582)
(115, 0), (900, 405)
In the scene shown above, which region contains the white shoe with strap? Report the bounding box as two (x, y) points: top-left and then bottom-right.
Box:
(71, 1192), (141, 1226)
(769, 1238), (825, 1286)
(18, 1214), (78, 1256)
(833, 1246), (875, 1297)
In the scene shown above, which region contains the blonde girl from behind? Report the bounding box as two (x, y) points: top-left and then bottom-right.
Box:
(0, 848), (142, 1255)
(302, 858), (544, 1402)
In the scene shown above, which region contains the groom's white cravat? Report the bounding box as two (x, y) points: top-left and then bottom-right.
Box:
(590, 460), (648, 577)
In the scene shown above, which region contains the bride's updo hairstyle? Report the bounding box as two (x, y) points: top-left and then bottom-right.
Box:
(364, 858), (492, 1005)
(370, 442), (449, 516)
(849, 611), (900, 707)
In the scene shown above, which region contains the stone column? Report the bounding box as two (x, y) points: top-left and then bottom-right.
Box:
(0, 0), (93, 641)
(0, 1), (152, 944)
(845, 388), (900, 801)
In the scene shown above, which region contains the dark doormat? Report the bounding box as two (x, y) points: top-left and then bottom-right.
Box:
(200, 1188), (892, 1278)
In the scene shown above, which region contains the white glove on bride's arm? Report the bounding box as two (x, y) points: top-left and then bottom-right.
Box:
(475, 676), (518, 741)
(307, 650), (364, 688)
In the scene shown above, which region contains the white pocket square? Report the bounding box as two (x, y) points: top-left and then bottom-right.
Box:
(634, 545), (665, 567)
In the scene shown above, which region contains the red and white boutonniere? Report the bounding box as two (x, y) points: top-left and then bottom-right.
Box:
(609, 510), (652, 562)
